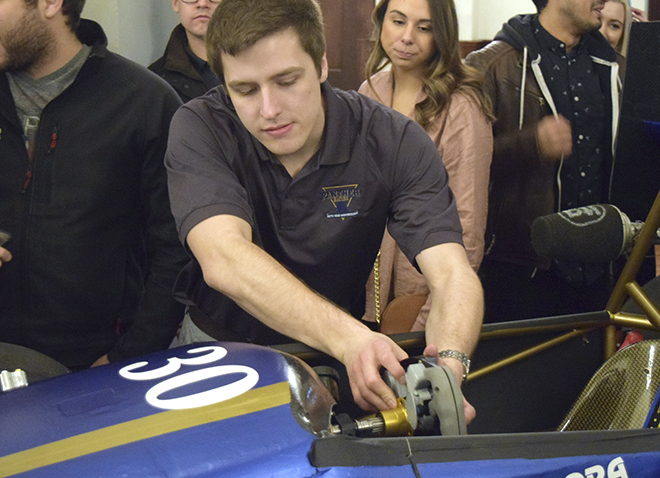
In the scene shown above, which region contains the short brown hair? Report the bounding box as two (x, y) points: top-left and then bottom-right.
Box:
(23, 0), (86, 32)
(206, 0), (326, 83)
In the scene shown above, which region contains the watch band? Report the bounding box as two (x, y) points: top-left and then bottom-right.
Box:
(437, 349), (470, 385)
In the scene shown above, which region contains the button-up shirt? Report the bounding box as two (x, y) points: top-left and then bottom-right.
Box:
(533, 18), (608, 210)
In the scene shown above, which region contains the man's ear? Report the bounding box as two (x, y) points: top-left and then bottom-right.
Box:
(40, 0), (64, 20)
(172, 0), (180, 14)
(319, 53), (329, 83)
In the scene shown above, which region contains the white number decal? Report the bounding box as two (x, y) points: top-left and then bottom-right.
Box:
(118, 346), (259, 410)
(119, 346), (228, 381)
(145, 365), (259, 410)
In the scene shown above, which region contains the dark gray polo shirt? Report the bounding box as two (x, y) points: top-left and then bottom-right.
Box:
(165, 82), (462, 344)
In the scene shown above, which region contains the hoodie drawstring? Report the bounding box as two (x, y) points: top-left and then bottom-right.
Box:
(519, 47), (529, 131)
(590, 56), (621, 202)
(530, 53), (564, 211)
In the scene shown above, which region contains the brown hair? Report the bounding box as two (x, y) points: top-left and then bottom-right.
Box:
(24, 0), (86, 32)
(365, 0), (494, 130)
(206, 0), (326, 83)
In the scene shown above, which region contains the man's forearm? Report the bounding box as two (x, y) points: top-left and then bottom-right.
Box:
(426, 269), (482, 386)
(222, 243), (369, 358)
(425, 267), (483, 356)
(188, 215), (369, 360)
(188, 215), (410, 411)
(417, 243), (483, 380)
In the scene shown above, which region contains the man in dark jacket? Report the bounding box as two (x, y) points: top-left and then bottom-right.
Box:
(466, 0), (623, 322)
(0, 0), (188, 369)
(149, 0), (220, 103)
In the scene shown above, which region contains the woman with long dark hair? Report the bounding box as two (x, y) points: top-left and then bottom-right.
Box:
(360, 0), (493, 332)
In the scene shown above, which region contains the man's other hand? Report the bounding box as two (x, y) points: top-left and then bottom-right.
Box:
(344, 332), (408, 412)
(0, 247), (12, 268)
(631, 7), (648, 23)
(424, 344), (476, 425)
(537, 114), (572, 161)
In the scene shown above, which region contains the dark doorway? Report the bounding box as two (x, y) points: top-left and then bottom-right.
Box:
(319, 0), (375, 91)
(650, 0), (660, 21)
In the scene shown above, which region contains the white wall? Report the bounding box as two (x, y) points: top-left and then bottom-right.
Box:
(83, 0), (651, 66)
(83, 0), (179, 67)
(464, 0), (649, 41)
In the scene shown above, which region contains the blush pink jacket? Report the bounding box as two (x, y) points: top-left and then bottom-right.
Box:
(359, 70), (493, 331)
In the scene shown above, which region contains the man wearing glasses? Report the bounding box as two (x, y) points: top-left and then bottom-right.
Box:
(150, 0), (221, 103)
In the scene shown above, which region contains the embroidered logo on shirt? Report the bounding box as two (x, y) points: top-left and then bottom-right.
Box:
(322, 184), (360, 219)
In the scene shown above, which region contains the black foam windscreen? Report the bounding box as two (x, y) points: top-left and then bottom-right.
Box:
(531, 204), (625, 262)
(610, 22), (660, 222)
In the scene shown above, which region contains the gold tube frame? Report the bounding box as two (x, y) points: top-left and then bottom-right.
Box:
(467, 187), (660, 382)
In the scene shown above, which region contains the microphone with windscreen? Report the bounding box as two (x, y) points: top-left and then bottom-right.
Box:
(531, 204), (644, 262)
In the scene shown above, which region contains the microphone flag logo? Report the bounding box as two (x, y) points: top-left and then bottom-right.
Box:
(559, 205), (608, 227)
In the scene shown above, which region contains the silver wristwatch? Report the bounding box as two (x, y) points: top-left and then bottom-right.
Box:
(437, 349), (471, 386)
